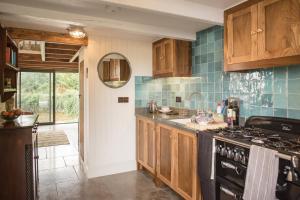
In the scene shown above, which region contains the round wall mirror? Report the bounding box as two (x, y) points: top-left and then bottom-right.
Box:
(97, 53), (131, 88)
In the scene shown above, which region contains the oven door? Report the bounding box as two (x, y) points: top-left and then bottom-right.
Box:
(216, 155), (247, 187)
(216, 177), (243, 200)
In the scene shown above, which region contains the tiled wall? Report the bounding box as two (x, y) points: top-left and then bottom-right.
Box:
(135, 26), (300, 120)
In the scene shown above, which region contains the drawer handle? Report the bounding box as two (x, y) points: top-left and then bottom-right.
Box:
(220, 186), (238, 199)
(34, 156), (39, 159)
(221, 161), (241, 175)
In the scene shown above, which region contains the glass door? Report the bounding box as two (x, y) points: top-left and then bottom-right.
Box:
(19, 72), (54, 124)
(55, 72), (79, 123)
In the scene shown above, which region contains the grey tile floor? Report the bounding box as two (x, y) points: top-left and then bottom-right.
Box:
(38, 124), (182, 200)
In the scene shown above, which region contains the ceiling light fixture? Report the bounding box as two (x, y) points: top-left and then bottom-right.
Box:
(68, 25), (86, 39)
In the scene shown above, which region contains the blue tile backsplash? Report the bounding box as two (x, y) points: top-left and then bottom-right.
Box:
(135, 26), (300, 120)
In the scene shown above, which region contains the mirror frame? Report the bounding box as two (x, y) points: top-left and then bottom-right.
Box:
(97, 52), (132, 89)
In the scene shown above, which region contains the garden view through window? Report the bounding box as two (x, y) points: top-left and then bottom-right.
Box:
(18, 71), (79, 124)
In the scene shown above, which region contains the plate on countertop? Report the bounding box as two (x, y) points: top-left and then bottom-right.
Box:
(159, 109), (172, 113)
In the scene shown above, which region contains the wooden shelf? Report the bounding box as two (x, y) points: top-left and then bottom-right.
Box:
(0, 25), (19, 102)
(6, 34), (17, 48)
(4, 88), (17, 93)
(5, 63), (19, 71)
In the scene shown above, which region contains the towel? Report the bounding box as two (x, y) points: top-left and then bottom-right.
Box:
(243, 145), (279, 200)
(197, 131), (216, 200)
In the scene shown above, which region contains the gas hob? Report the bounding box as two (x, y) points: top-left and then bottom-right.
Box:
(214, 127), (300, 156)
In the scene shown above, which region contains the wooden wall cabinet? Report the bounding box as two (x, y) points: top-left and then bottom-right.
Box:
(224, 0), (300, 71)
(136, 117), (156, 174)
(152, 39), (191, 78)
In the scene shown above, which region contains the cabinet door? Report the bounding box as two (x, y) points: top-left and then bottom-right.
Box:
(257, 0), (300, 59)
(145, 120), (156, 173)
(153, 43), (163, 75)
(156, 124), (174, 186)
(163, 39), (174, 74)
(137, 118), (145, 165)
(175, 130), (198, 200)
(175, 40), (191, 76)
(227, 5), (258, 64)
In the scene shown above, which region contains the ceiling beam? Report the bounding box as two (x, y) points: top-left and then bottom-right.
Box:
(45, 48), (77, 55)
(69, 48), (81, 63)
(19, 53), (41, 62)
(19, 61), (78, 69)
(45, 43), (81, 51)
(46, 57), (70, 62)
(45, 54), (73, 59)
(7, 27), (88, 46)
(41, 41), (45, 62)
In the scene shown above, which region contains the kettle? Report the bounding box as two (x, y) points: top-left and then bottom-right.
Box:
(148, 101), (157, 113)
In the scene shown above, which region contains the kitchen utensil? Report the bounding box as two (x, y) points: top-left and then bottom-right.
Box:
(148, 101), (157, 113)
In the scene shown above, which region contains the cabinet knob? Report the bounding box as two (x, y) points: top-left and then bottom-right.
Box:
(257, 28), (263, 33)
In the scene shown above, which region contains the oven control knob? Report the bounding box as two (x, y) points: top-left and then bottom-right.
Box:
(216, 145), (222, 154)
(234, 152), (241, 162)
(240, 152), (246, 164)
(227, 148), (234, 159)
(220, 147), (227, 157)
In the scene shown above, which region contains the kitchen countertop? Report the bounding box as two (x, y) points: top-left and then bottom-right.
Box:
(135, 109), (226, 135)
(0, 114), (39, 130)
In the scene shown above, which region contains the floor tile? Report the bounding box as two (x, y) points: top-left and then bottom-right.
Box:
(39, 157), (66, 171)
(46, 145), (78, 158)
(63, 155), (80, 167)
(39, 166), (79, 185)
(38, 124), (181, 200)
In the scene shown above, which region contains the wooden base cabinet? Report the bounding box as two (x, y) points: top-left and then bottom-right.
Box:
(136, 117), (199, 200)
(156, 124), (174, 186)
(0, 115), (39, 200)
(175, 129), (198, 200)
(156, 123), (199, 200)
(136, 117), (156, 174)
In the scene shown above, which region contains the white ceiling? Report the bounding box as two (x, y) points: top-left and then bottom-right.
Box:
(183, 0), (244, 8)
(0, 0), (244, 40)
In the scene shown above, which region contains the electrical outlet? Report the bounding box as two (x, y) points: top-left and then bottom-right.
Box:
(118, 97), (129, 103)
(176, 97), (182, 103)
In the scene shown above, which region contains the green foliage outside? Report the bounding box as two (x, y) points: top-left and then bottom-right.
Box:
(20, 72), (79, 121)
(55, 73), (79, 116)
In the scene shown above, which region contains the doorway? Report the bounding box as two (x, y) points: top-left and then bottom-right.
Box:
(18, 71), (79, 124)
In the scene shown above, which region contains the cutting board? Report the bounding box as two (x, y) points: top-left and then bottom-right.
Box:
(186, 121), (228, 131)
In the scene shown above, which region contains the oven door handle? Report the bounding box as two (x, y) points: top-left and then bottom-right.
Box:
(221, 161), (241, 175)
(220, 186), (238, 199)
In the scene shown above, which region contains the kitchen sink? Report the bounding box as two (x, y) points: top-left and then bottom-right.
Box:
(169, 118), (192, 125)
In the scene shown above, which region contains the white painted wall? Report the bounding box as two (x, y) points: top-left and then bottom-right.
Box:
(83, 32), (152, 178)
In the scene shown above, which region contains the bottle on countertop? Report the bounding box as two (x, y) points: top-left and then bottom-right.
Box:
(217, 102), (222, 115)
(227, 102), (234, 127)
(232, 101), (239, 126)
(226, 98), (240, 127)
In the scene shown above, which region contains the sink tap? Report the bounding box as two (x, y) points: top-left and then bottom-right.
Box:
(188, 92), (201, 113)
